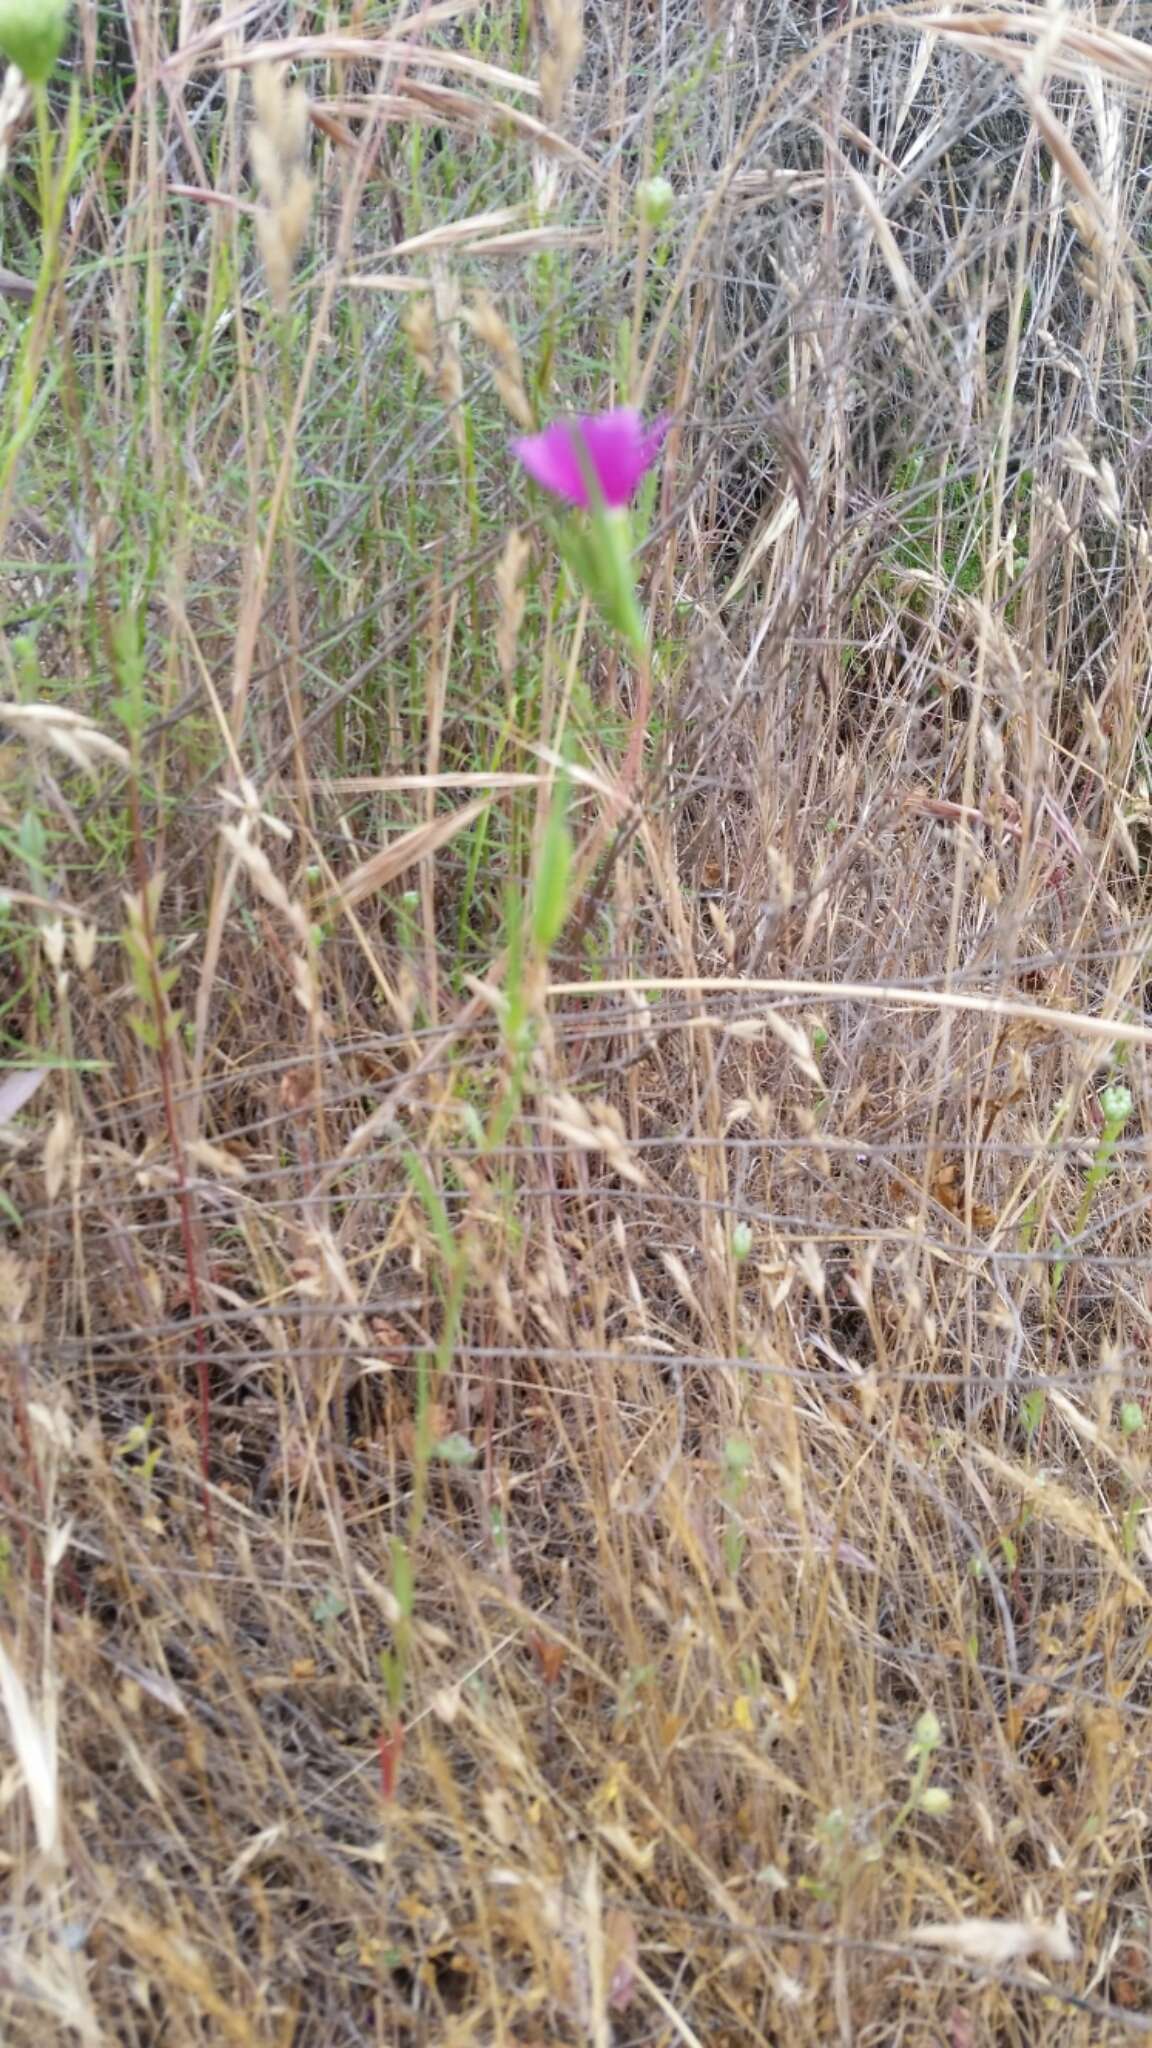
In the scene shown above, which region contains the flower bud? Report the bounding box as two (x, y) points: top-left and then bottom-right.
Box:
(0, 0), (72, 84)
(637, 175), (674, 230)
(1101, 1083), (1133, 1128)
(907, 1708), (942, 1759)
(918, 1785), (952, 1816)
(724, 1435), (753, 1479)
(731, 1220), (753, 1263)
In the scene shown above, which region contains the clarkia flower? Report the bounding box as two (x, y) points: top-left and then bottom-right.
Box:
(512, 407), (668, 511)
(511, 406), (668, 656)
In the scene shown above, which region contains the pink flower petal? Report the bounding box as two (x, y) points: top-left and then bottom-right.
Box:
(577, 408), (667, 508)
(512, 407), (669, 509)
(511, 419), (594, 507)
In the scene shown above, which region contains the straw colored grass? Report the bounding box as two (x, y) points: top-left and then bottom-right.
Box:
(2, 1), (1152, 2041)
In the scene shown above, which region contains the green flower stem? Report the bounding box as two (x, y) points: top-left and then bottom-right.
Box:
(1052, 1083), (1133, 1295)
(0, 76), (82, 525)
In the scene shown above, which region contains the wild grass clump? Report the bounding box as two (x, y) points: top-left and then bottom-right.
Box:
(2, 1), (1152, 2041)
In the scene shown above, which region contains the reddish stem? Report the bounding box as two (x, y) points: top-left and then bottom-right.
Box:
(378, 1718), (406, 1802)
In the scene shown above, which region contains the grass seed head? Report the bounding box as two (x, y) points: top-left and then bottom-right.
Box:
(249, 62), (314, 309)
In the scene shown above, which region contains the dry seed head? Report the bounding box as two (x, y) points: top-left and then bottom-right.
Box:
(1095, 458), (1122, 527)
(220, 776), (293, 843)
(249, 63), (314, 310)
(533, 156), (560, 219)
(248, 126), (284, 209)
(405, 272), (466, 449)
(1067, 196), (1136, 360)
(220, 820), (310, 947)
(464, 291), (533, 429)
(543, 1090), (647, 1187)
(0, 1249), (32, 1326)
(40, 919), (66, 973)
(290, 950), (331, 1034)
(250, 63), (309, 183)
(403, 296), (439, 382)
(463, 288), (511, 359)
(0, 700), (130, 775)
(280, 166), (314, 260)
(436, 335), (463, 418)
(491, 366), (532, 430)
(1061, 435), (1096, 482)
(43, 1108), (74, 1203)
(1063, 436), (1123, 526)
(540, 0), (584, 123)
(495, 528), (532, 684)
(0, 1642), (59, 1866)
(431, 267), (464, 442)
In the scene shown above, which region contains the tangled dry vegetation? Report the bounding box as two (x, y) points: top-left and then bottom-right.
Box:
(4, 0), (1152, 2041)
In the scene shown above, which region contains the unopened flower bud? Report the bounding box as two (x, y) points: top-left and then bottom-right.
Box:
(0, 0), (72, 83)
(637, 175), (674, 230)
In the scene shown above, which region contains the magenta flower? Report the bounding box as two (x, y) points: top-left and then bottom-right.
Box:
(512, 407), (668, 510)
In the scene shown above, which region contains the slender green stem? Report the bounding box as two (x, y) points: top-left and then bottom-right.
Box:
(1052, 1082), (1133, 1295)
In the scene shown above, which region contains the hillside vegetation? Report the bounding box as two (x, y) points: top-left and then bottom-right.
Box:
(2, 1), (1152, 2041)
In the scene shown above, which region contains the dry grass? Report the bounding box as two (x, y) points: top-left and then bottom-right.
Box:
(2, 0), (1152, 2041)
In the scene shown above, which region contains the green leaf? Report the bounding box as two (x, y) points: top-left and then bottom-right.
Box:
(404, 1151), (456, 1269)
(17, 809), (47, 885)
(111, 608), (151, 735)
(1019, 1388), (1045, 1440)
